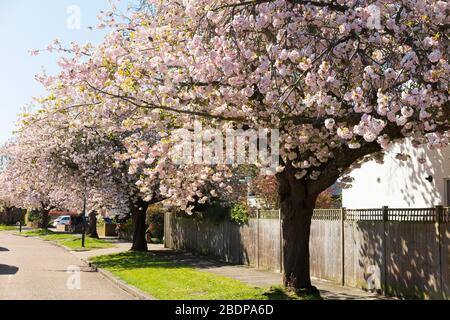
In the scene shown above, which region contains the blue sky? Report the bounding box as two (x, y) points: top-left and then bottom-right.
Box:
(0, 0), (136, 144)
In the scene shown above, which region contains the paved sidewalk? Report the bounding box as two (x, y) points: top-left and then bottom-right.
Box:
(79, 242), (390, 300)
(0, 231), (134, 300)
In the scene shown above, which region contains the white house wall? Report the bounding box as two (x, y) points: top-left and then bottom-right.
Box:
(342, 140), (450, 209)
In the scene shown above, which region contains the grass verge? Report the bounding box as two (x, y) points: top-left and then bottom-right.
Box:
(0, 225), (17, 231)
(20, 229), (114, 250)
(60, 237), (114, 250)
(90, 252), (316, 300)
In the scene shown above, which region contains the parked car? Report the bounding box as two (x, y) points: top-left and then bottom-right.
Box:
(52, 217), (62, 227)
(54, 215), (71, 227)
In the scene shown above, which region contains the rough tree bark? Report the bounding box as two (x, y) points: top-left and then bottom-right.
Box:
(39, 209), (50, 230)
(131, 198), (150, 252)
(278, 164), (320, 296)
(3, 207), (13, 225)
(87, 211), (99, 238)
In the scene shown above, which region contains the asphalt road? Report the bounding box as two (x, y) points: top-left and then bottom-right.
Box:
(0, 231), (133, 300)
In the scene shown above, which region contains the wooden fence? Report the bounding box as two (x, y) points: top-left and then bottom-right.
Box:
(164, 206), (450, 299)
(164, 210), (283, 272)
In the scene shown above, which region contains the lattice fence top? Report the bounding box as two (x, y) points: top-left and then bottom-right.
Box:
(388, 208), (436, 222)
(312, 209), (342, 221)
(248, 207), (450, 222)
(259, 210), (280, 219)
(248, 209), (280, 219)
(312, 207), (448, 222)
(443, 207), (450, 223)
(346, 209), (383, 221)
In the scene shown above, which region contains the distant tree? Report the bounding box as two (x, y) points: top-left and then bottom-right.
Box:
(250, 175), (280, 209)
(315, 191), (333, 209)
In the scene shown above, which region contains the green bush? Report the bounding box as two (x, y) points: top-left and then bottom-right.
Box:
(146, 205), (165, 239)
(71, 215), (84, 225)
(121, 219), (133, 233)
(27, 209), (41, 222)
(117, 219), (133, 240)
(193, 201), (231, 223)
(231, 203), (249, 225)
(174, 200), (251, 225)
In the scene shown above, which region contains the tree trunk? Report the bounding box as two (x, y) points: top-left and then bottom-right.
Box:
(131, 199), (149, 252)
(281, 195), (318, 295)
(7, 207), (12, 225)
(39, 209), (50, 230)
(278, 165), (320, 296)
(4, 207), (13, 225)
(87, 211), (98, 238)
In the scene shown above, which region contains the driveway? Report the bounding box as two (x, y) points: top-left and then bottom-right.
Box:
(0, 231), (133, 300)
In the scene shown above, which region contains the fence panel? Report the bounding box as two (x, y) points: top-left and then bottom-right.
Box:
(196, 220), (213, 256)
(442, 220), (450, 299)
(385, 222), (442, 299)
(240, 219), (257, 266)
(439, 207), (450, 299)
(227, 222), (242, 264)
(258, 218), (282, 272)
(310, 219), (343, 283)
(343, 221), (384, 291)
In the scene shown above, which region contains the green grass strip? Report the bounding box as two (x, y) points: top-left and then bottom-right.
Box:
(91, 252), (311, 300)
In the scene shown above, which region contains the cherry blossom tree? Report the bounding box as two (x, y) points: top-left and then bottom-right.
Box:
(0, 142), (65, 228)
(0, 103), (164, 250)
(31, 0), (449, 294)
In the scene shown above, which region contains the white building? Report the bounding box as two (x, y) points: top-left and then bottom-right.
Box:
(342, 140), (450, 209)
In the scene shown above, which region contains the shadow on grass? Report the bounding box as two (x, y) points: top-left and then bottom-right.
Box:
(60, 237), (113, 250)
(93, 251), (235, 271)
(91, 251), (185, 270)
(262, 286), (323, 300)
(20, 229), (55, 237)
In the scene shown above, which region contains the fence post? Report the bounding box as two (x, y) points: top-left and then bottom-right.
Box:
(341, 208), (346, 286)
(164, 212), (167, 248)
(256, 209), (260, 269)
(382, 206), (389, 295)
(279, 209), (283, 274)
(435, 205), (443, 299)
(340, 207), (346, 286)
